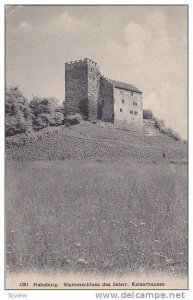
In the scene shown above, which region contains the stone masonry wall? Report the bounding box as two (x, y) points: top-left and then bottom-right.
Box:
(99, 77), (114, 122)
(87, 60), (101, 120)
(65, 58), (101, 120)
(65, 59), (88, 117)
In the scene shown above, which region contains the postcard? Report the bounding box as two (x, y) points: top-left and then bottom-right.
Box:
(5, 5), (188, 290)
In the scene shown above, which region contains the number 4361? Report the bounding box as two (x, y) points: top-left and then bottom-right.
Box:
(19, 282), (28, 287)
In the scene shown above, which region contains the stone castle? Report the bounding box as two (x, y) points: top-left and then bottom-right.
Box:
(65, 58), (143, 131)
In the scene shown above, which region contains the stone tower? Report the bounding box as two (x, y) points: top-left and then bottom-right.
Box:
(65, 58), (101, 120)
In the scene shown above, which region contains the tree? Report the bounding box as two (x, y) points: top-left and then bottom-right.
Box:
(5, 86), (32, 136)
(29, 96), (64, 131)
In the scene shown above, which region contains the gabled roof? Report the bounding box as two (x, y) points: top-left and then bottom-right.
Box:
(110, 79), (142, 94)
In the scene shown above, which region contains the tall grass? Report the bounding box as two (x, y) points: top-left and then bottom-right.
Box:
(5, 160), (187, 275)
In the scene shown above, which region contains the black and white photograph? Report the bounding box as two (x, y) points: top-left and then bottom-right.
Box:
(4, 4), (188, 290)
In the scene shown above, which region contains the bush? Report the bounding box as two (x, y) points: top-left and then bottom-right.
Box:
(49, 111), (64, 127)
(30, 96), (64, 131)
(5, 86), (32, 136)
(65, 113), (82, 126)
(5, 133), (29, 148)
(143, 109), (154, 120)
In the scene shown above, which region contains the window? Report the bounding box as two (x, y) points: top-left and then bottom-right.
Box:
(122, 99), (125, 104)
(130, 111), (133, 114)
(133, 101), (137, 106)
(134, 111), (138, 115)
(120, 108), (123, 112)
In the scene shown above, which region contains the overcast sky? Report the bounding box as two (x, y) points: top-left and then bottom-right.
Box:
(5, 5), (187, 138)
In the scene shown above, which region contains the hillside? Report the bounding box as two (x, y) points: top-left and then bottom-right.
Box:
(5, 120), (187, 162)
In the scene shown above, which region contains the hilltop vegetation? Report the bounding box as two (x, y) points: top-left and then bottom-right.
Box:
(5, 86), (64, 136)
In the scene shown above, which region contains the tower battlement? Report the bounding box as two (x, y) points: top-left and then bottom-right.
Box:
(65, 58), (98, 65)
(65, 58), (100, 72)
(100, 76), (113, 84)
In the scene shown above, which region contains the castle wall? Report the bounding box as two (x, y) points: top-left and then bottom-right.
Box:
(87, 60), (101, 120)
(114, 87), (143, 131)
(65, 60), (88, 117)
(99, 77), (114, 122)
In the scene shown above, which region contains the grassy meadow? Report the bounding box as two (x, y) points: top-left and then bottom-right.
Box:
(5, 159), (188, 276)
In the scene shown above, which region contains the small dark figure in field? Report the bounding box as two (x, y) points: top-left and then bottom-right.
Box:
(163, 153), (166, 158)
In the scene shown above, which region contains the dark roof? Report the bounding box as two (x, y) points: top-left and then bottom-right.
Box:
(110, 79), (142, 94)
